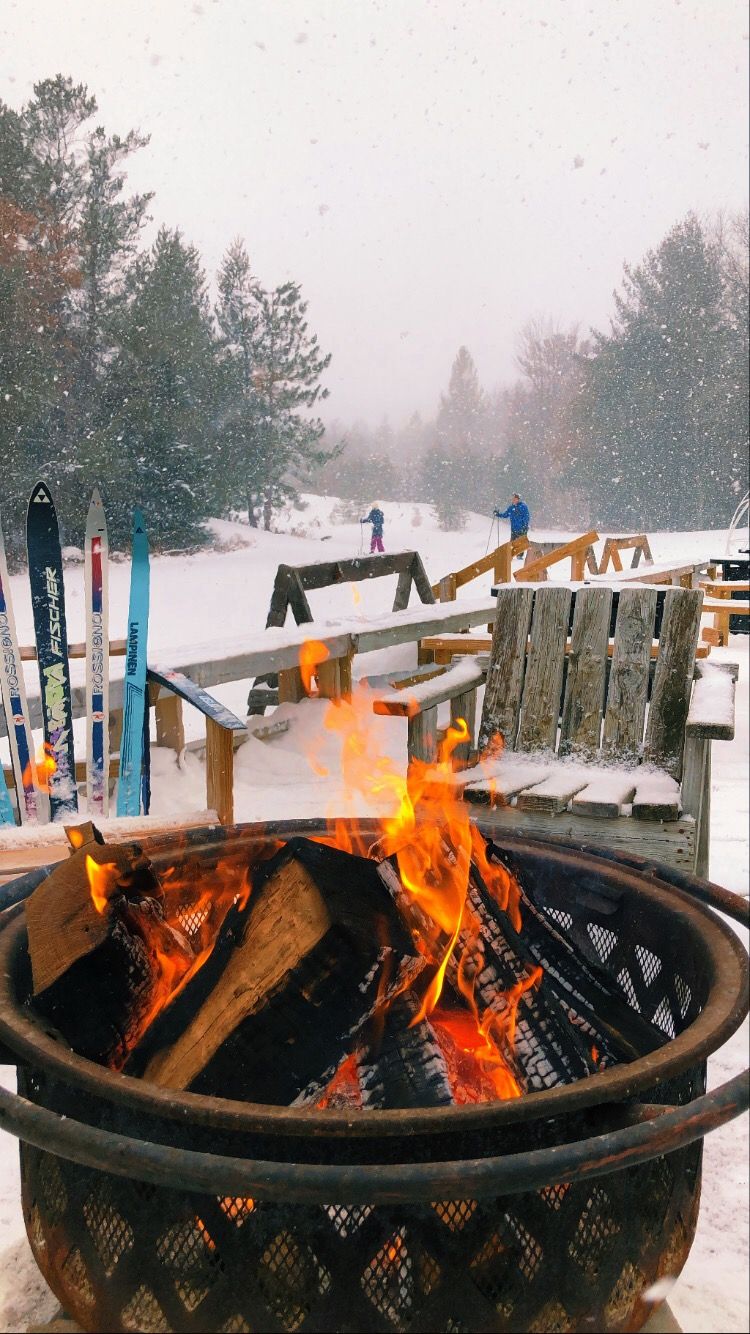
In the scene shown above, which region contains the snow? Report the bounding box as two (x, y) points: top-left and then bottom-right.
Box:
(687, 661), (738, 733)
(0, 501), (747, 1332)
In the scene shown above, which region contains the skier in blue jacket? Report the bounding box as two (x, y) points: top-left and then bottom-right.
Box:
(494, 493), (530, 539)
(361, 504), (385, 553)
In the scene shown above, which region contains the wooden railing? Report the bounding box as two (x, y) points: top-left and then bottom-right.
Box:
(430, 535), (529, 602)
(514, 530), (599, 582)
(598, 534), (653, 574)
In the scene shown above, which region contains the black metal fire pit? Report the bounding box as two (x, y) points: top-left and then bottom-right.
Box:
(0, 822), (747, 1334)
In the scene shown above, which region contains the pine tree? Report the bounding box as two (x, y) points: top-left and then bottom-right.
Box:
(95, 228), (218, 549)
(214, 238), (263, 523)
(423, 347), (485, 529)
(580, 214), (742, 528)
(245, 280), (333, 529)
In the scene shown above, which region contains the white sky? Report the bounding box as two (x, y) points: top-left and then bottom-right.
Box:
(3, 0), (748, 424)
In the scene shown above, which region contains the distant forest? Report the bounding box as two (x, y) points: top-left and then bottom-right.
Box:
(1, 76), (747, 559)
(321, 208), (748, 532)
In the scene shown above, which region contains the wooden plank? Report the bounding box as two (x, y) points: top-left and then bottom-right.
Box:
(571, 773), (638, 819)
(473, 804), (697, 869)
(685, 659), (737, 740)
(430, 537), (528, 596)
(515, 530), (599, 583)
(631, 771), (682, 822)
(206, 715), (235, 825)
(516, 771), (589, 814)
(392, 568), (414, 612)
(643, 588), (703, 778)
(298, 551), (415, 591)
(353, 598), (498, 654)
(477, 586), (535, 753)
(559, 587), (613, 757)
(278, 666), (306, 704)
(372, 658), (484, 718)
(462, 759), (552, 802)
(516, 587), (572, 752)
(699, 580), (749, 594)
(602, 587), (657, 761)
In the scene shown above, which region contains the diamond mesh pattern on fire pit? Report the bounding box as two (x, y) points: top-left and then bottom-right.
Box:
(14, 830), (713, 1334)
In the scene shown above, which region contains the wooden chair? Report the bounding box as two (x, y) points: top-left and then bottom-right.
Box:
(373, 585), (737, 876)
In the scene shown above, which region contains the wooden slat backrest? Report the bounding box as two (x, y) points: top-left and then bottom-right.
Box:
(516, 587), (572, 752)
(601, 587), (657, 762)
(559, 587), (613, 757)
(643, 587), (703, 779)
(477, 586), (534, 752)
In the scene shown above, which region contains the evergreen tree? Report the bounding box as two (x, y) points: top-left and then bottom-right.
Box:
(95, 228), (218, 548)
(579, 214), (743, 528)
(246, 280), (333, 529)
(423, 346), (485, 528)
(214, 238), (263, 522)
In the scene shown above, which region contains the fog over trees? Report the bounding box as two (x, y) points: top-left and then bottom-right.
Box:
(1, 76), (747, 555)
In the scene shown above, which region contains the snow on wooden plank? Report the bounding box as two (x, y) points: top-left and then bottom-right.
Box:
(572, 771), (638, 819)
(352, 596), (499, 653)
(372, 657), (484, 717)
(516, 768), (590, 814)
(686, 660), (738, 740)
(631, 770), (682, 821)
(463, 758), (553, 804)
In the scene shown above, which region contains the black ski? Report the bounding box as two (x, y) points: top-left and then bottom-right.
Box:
(26, 481), (78, 819)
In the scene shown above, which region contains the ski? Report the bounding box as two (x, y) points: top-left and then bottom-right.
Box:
(0, 515), (43, 824)
(84, 487), (110, 815)
(117, 510), (150, 816)
(26, 481), (78, 819)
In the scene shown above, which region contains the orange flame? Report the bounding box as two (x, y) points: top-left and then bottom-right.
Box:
(68, 826), (85, 850)
(23, 742), (56, 797)
(86, 855), (121, 915)
(299, 639), (330, 694)
(296, 639), (536, 1099)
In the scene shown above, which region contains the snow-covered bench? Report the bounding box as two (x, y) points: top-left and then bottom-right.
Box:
(372, 584), (737, 876)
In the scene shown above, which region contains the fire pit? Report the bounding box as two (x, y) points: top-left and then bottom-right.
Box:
(0, 821), (747, 1334)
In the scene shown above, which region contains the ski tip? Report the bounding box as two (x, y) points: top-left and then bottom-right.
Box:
(89, 485), (104, 509)
(28, 480), (54, 510)
(133, 508), (147, 537)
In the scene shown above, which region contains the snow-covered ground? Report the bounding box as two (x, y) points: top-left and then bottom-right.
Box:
(0, 498), (747, 1331)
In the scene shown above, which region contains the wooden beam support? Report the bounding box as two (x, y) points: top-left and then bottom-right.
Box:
(154, 692), (185, 752)
(206, 715), (235, 825)
(515, 531), (599, 583)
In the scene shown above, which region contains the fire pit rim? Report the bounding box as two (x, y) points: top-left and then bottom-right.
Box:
(0, 827), (746, 1141)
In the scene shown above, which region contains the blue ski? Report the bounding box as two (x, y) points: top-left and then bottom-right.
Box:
(117, 510), (150, 816)
(26, 481), (78, 819)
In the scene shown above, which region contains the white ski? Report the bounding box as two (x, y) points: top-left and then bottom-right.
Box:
(84, 487), (110, 815)
(0, 515), (43, 823)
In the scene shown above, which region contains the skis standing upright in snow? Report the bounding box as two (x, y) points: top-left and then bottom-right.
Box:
(117, 509), (150, 817)
(84, 487), (110, 815)
(0, 514), (43, 824)
(26, 481), (78, 820)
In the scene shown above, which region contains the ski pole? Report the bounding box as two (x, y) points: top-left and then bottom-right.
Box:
(483, 515), (495, 556)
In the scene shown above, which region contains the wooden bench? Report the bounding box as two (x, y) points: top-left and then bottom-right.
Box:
(699, 580), (750, 646)
(373, 585), (737, 876)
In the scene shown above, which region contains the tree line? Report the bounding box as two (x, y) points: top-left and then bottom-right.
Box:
(319, 210), (748, 532)
(0, 76), (333, 559)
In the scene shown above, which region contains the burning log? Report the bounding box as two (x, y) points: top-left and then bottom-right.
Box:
(126, 838), (426, 1104)
(357, 991), (454, 1109)
(24, 823), (194, 1068)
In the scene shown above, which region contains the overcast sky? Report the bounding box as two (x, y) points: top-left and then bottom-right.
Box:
(3, 0), (748, 424)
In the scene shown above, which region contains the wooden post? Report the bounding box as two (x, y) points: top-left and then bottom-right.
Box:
(494, 542), (512, 585)
(317, 650), (353, 701)
(438, 573), (458, 603)
(109, 708), (123, 757)
(570, 550), (585, 581)
(278, 667), (306, 704)
(407, 707), (438, 765)
(450, 687), (477, 764)
(206, 717), (235, 825)
(154, 693), (185, 752)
